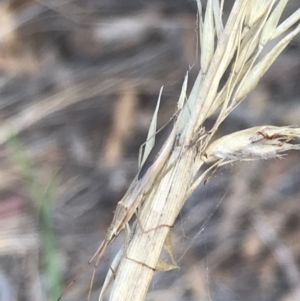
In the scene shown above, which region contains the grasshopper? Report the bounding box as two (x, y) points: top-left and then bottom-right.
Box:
(58, 107), (182, 301)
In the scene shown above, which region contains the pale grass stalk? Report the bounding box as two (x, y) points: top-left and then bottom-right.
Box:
(104, 1), (300, 301)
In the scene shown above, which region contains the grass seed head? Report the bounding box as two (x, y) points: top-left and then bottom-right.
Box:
(202, 126), (300, 164)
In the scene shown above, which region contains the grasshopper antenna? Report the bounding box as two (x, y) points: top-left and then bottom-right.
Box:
(87, 241), (109, 301)
(57, 240), (106, 301)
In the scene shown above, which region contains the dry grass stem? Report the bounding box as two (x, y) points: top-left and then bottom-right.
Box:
(98, 1), (300, 301)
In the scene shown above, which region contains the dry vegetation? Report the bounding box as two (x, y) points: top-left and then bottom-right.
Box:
(1, 1), (300, 301)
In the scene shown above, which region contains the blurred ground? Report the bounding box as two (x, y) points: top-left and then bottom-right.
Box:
(0, 1), (300, 301)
